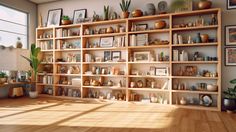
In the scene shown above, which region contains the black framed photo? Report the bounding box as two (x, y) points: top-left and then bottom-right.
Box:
(100, 37), (114, 47)
(112, 51), (121, 62)
(136, 24), (148, 31)
(225, 47), (236, 66)
(104, 51), (111, 62)
(73, 9), (87, 24)
(225, 25), (236, 46)
(227, 0), (236, 10)
(46, 8), (62, 27)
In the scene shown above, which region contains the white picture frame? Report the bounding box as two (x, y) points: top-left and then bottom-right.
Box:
(134, 52), (150, 62)
(155, 67), (168, 76)
(100, 37), (113, 47)
(73, 9), (87, 24)
(225, 25), (236, 46)
(46, 8), (62, 27)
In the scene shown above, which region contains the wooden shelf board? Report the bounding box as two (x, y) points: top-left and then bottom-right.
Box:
(38, 73), (53, 76)
(172, 90), (218, 94)
(82, 74), (126, 77)
(54, 49), (81, 52)
(129, 88), (169, 92)
(128, 45), (169, 49)
(54, 62), (81, 65)
(83, 86), (126, 90)
(37, 38), (53, 41)
(83, 47), (126, 51)
(128, 75), (169, 78)
(37, 27), (53, 30)
(83, 62), (126, 64)
(55, 24), (81, 28)
(172, 76), (218, 79)
(83, 33), (126, 38)
(172, 25), (218, 31)
(127, 14), (170, 21)
(128, 29), (169, 34)
(40, 50), (53, 52)
(55, 74), (81, 76)
(128, 61), (169, 64)
(55, 36), (81, 40)
(83, 19), (127, 26)
(172, 61), (218, 64)
(172, 104), (218, 111)
(171, 8), (220, 17)
(54, 84), (81, 88)
(172, 43), (218, 47)
(36, 83), (53, 86)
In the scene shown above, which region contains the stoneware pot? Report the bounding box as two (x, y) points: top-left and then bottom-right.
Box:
(132, 9), (143, 17)
(0, 78), (7, 84)
(122, 11), (130, 18)
(223, 98), (236, 112)
(61, 20), (71, 25)
(155, 20), (166, 29)
(200, 34), (209, 43)
(29, 91), (38, 99)
(180, 97), (187, 105)
(206, 84), (218, 92)
(146, 3), (156, 15)
(106, 27), (114, 33)
(198, 0), (212, 10)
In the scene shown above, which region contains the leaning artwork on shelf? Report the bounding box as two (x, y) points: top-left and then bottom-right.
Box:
(225, 25), (236, 46)
(73, 9), (87, 24)
(112, 51), (121, 62)
(225, 47), (236, 66)
(134, 52), (150, 62)
(100, 37), (114, 47)
(46, 8), (62, 27)
(227, 0), (236, 10)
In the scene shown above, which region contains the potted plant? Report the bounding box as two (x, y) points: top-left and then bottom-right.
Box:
(223, 79), (236, 113)
(120, 0), (131, 18)
(104, 5), (110, 20)
(21, 44), (41, 98)
(0, 72), (7, 84)
(61, 15), (71, 25)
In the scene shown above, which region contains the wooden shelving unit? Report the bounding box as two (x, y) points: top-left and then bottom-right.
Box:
(36, 8), (221, 111)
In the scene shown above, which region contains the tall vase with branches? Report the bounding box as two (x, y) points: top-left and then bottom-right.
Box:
(21, 44), (41, 96)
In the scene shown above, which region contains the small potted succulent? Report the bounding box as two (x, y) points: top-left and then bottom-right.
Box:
(223, 79), (236, 113)
(0, 72), (7, 84)
(120, 0), (131, 18)
(61, 15), (72, 25)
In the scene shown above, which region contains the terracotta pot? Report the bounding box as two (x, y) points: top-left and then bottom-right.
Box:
(198, 1), (212, 10)
(154, 20), (166, 29)
(0, 78), (6, 84)
(106, 27), (114, 33)
(132, 9), (143, 17)
(200, 34), (209, 43)
(61, 20), (72, 25)
(122, 11), (130, 18)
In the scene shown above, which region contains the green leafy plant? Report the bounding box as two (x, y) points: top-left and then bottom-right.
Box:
(0, 72), (7, 78)
(62, 15), (70, 20)
(104, 5), (110, 20)
(120, 0), (131, 12)
(223, 79), (236, 99)
(170, 0), (186, 12)
(21, 44), (41, 85)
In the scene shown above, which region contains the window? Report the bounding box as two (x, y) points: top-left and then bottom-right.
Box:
(0, 5), (28, 49)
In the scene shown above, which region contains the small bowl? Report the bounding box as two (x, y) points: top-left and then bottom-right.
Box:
(155, 20), (166, 29)
(207, 84), (218, 92)
(132, 9), (143, 17)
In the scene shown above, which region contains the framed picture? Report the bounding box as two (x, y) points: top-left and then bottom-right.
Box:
(225, 25), (236, 46)
(136, 24), (148, 31)
(73, 9), (87, 24)
(155, 67), (168, 76)
(227, 0), (236, 10)
(134, 52), (150, 62)
(46, 8), (62, 27)
(225, 47), (236, 66)
(104, 51), (111, 62)
(100, 37), (113, 47)
(136, 34), (148, 46)
(112, 51), (121, 61)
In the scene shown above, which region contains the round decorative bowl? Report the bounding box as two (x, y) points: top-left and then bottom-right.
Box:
(198, 1), (212, 10)
(200, 34), (209, 43)
(0, 78), (7, 84)
(132, 9), (143, 17)
(106, 27), (114, 33)
(61, 20), (72, 25)
(154, 20), (166, 29)
(207, 84), (218, 92)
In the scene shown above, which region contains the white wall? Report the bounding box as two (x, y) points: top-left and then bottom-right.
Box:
(0, 0), (37, 46)
(37, 0), (236, 93)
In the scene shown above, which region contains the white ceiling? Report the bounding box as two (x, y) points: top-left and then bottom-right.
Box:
(29, 0), (62, 4)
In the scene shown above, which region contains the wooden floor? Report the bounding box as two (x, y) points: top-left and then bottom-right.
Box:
(0, 97), (235, 132)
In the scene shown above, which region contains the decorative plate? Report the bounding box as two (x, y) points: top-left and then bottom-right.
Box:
(158, 1), (168, 12)
(137, 80), (143, 88)
(200, 94), (213, 107)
